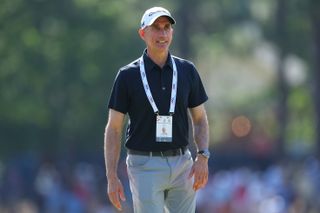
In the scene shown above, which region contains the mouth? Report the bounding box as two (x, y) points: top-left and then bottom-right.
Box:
(157, 40), (168, 45)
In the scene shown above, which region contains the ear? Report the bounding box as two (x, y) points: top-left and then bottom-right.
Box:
(138, 28), (145, 40)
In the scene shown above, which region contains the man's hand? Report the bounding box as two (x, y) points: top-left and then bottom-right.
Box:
(188, 155), (209, 191)
(107, 177), (126, 211)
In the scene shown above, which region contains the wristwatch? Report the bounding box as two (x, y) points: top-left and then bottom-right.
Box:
(197, 149), (210, 159)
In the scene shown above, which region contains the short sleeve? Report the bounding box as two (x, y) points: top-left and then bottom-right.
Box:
(188, 64), (208, 108)
(108, 70), (129, 114)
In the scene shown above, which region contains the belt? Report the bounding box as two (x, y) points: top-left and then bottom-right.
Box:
(128, 147), (187, 157)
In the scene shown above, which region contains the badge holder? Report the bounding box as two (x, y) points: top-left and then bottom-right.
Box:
(156, 114), (172, 142)
(139, 56), (177, 143)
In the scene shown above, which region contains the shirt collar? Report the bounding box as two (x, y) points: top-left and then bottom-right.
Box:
(142, 49), (173, 71)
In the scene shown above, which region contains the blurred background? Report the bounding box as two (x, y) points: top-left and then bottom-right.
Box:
(1, 0), (320, 212)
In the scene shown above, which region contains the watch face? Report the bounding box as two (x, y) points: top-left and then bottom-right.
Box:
(198, 150), (210, 158)
(203, 151), (210, 158)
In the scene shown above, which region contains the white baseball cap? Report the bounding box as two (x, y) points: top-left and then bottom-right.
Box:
(140, 7), (176, 29)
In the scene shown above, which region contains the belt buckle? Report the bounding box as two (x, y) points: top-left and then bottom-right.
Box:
(159, 148), (183, 157)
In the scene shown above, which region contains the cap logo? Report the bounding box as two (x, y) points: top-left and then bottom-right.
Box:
(148, 10), (168, 17)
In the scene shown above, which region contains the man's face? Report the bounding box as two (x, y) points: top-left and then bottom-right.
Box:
(140, 16), (173, 53)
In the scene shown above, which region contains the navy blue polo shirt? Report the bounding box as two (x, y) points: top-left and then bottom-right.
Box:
(108, 50), (208, 151)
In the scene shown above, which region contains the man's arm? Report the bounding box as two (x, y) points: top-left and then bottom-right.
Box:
(188, 104), (210, 191)
(104, 108), (126, 210)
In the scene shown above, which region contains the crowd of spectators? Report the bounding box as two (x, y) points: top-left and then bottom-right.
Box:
(197, 157), (320, 213)
(0, 152), (319, 213)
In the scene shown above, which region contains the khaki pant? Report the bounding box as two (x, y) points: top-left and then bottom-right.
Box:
(126, 150), (196, 213)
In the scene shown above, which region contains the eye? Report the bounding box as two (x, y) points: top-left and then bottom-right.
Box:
(150, 23), (171, 32)
(151, 25), (160, 31)
(164, 24), (172, 31)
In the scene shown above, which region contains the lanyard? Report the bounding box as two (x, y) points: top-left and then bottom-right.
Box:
(139, 56), (178, 115)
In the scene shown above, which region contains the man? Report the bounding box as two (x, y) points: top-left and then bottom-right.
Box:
(104, 6), (210, 213)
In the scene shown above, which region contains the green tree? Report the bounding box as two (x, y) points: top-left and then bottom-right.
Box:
(0, 0), (143, 156)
